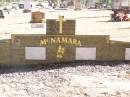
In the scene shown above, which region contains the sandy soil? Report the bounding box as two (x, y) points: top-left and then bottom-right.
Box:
(0, 64), (130, 97)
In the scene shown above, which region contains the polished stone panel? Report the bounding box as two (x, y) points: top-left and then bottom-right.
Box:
(25, 47), (46, 60)
(125, 48), (130, 60)
(76, 48), (96, 60)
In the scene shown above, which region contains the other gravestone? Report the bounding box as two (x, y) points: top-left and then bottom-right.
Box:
(74, 0), (81, 10)
(0, 10), (4, 18)
(19, 3), (24, 9)
(23, 0), (31, 13)
(30, 11), (45, 23)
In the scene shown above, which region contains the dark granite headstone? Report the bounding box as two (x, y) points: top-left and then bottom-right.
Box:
(46, 19), (75, 35)
(0, 10), (4, 18)
(19, 4), (24, 9)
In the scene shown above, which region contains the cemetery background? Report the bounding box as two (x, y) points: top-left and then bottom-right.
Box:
(1, 8), (130, 42)
(0, 0), (129, 97)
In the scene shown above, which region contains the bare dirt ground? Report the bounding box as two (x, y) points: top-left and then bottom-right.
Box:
(0, 63), (130, 97)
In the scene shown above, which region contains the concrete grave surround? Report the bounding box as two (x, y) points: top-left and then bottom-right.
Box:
(25, 47), (46, 60)
(125, 48), (130, 60)
(0, 18), (130, 65)
(76, 48), (96, 60)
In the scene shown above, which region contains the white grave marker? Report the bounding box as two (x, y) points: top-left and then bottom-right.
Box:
(25, 47), (46, 60)
(76, 47), (96, 60)
(24, 0), (31, 10)
(125, 48), (130, 60)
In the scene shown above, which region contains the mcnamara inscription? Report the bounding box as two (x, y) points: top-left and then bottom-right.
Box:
(40, 37), (82, 46)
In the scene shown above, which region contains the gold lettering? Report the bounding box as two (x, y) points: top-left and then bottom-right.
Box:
(50, 38), (56, 44)
(40, 39), (46, 46)
(73, 39), (78, 45)
(40, 39), (48, 46)
(56, 45), (65, 60)
(61, 37), (68, 44)
(40, 37), (82, 46)
(68, 38), (73, 44)
(56, 37), (61, 44)
(77, 40), (82, 46)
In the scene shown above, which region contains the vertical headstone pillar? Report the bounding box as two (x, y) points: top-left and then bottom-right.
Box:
(23, 0), (31, 13)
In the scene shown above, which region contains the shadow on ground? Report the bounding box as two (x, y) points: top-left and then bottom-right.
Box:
(0, 61), (129, 74)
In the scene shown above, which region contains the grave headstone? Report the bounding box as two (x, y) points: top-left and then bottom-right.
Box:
(88, 0), (96, 8)
(30, 11), (45, 23)
(10, 16), (110, 64)
(1, 15), (130, 65)
(19, 4), (24, 9)
(67, 0), (74, 9)
(0, 40), (11, 64)
(46, 18), (75, 35)
(74, 0), (81, 10)
(0, 10), (4, 18)
(23, 0), (31, 13)
(109, 40), (130, 60)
